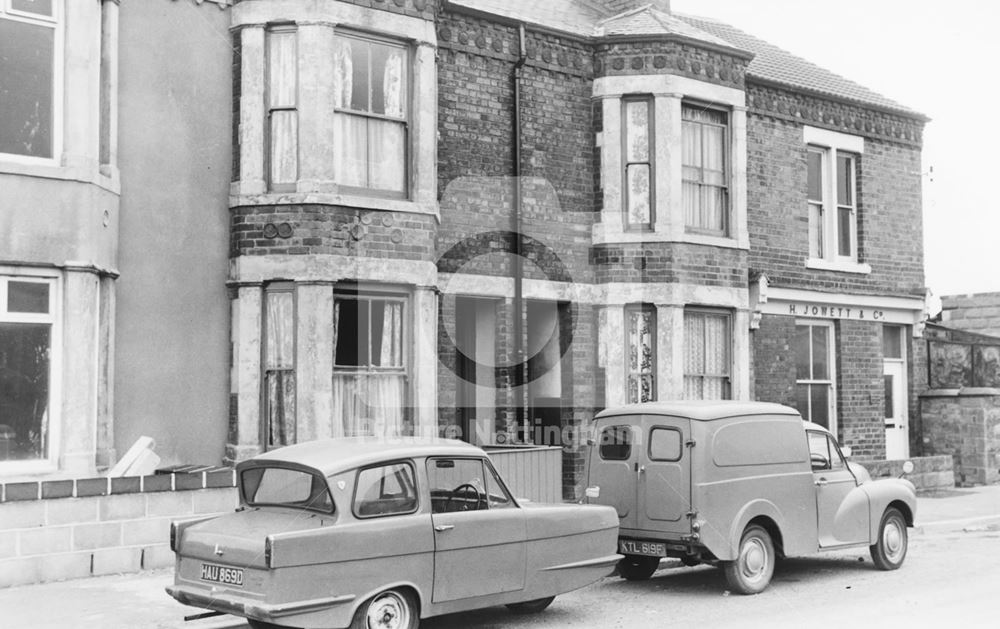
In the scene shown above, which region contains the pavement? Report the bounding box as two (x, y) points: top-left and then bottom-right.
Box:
(2, 484), (998, 629)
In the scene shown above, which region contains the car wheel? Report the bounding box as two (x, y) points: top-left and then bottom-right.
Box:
(870, 507), (908, 570)
(349, 588), (419, 629)
(505, 596), (556, 614)
(617, 555), (660, 581)
(723, 525), (775, 594)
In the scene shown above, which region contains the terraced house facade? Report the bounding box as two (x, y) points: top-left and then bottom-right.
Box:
(0, 0), (929, 498)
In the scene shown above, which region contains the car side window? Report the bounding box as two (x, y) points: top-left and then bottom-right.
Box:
(427, 458), (488, 513)
(826, 435), (846, 470)
(353, 462), (418, 518)
(599, 425), (632, 461)
(808, 431), (831, 471)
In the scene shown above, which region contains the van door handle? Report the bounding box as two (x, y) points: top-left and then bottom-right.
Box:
(434, 524), (455, 532)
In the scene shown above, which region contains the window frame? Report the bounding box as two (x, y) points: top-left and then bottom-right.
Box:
(621, 95), (654, 231)
(333, 29), (411, 199)
(795, 320), (837, 433)
(625, 304), (657, 404)
(681, 101), (731, 237)
(265, 24), (299, 192)
(240, 462), (336, 515)
(0, 271), (61, 473)
(261, 282), (297, 451)
(333, 289), (408, 375)
(598, 424), (633, 461)
(682, 307), (733, 400)
(352, 459), (420, 519)
(648, 426), (683, 462)
(808, 145), (858, 262)
(0, 0), (63, 165)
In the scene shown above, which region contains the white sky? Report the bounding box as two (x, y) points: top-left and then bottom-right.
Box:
(671, 0), (1000, 304)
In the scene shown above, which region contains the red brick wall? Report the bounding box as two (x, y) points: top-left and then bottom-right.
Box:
(836, 320), (885, 458)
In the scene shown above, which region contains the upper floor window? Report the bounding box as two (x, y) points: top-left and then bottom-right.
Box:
(333, 31), (408, 196)
(267, 26), (298, 191)
(626, 305), (656, 403)
(622, 96), (653, 230)
(808, 147), (858, 261)
(682, 103), (729, 236)
(683, 308), (732, 400)
(0, 0), (58, 160)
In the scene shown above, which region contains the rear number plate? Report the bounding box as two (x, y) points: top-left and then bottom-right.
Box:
(200, 563), (244, 587)
(620, 540), (667, 557)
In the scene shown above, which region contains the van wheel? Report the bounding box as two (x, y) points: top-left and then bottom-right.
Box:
(723, 525), (775, 594)
(618, 555), (660, 581)
(349, 588), (419, 629)
(870, 507), (908, 570)
(506, 596), (555, 614)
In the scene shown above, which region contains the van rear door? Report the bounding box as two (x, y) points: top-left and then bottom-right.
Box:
(637, 415), (692, 536)
(587, 421), (637, 531)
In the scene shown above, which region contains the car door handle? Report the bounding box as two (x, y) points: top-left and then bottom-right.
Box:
(434, 525), (455, 532)
(815, 478), (829, 486)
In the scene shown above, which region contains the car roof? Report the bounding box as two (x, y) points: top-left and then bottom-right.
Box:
(594, 400), (801, 422)
(244, 437), (486, 477)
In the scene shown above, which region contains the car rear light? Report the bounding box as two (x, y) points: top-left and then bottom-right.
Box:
(264, 536), (273, 568)
(170, 521), (177, 552)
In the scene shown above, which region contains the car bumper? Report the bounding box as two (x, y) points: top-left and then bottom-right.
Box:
(165, 584), (356, 622)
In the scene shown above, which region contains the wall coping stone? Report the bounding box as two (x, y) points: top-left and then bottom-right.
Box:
(0, 469), (236, 504)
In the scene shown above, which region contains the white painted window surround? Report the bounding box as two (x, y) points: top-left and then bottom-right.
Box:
(803, 125), (870, 275)
(593, 74), (748, 249)
(231, 1), (438, 218)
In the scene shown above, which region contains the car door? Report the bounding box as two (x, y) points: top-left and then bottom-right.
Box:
(808, 431), (870, 547)
(587, 422), (637, 531)
(428, 457), (527, 603)
(637, 415), (691, 535)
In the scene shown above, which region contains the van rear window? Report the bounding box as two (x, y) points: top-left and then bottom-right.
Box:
(649, 427), (682, 461)
(599, 425), (632, 460)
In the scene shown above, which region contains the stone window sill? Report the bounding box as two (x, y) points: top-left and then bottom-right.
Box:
(805, 258), (872, 275)
(230, 191), (439, 218)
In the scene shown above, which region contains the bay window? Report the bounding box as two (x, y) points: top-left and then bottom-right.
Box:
(683, 309), (732, 399)
(333, 291), (408, 436)
(682, 103), (729, 235)
(622, 97), (653, 229)
(333, 31), (408, 195)
(263, 284), (295, 449)
(0, 275), (55, 463)
(795, 321), (836, 431)
(267, 26), (298, 190)
(0, 0), (58, 160)
(626, 305), (656, 403)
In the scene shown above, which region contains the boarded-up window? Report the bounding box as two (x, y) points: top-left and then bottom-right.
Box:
(264, 285), (295, 448)
(267, 27), (298, 189)
(0, 5), (57, 159)
(333, 32), (408, 195)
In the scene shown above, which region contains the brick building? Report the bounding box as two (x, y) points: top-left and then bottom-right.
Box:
(1, 0), (929, 494)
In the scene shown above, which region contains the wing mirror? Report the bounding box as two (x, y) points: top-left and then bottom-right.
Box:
(900, 460), (914, 478)
(810, 453), (830, 471)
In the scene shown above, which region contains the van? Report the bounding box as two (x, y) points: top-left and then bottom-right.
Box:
(584, 400), (916, 593)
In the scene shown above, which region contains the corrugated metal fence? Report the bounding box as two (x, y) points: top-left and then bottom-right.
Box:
(485, 445), (563, 503)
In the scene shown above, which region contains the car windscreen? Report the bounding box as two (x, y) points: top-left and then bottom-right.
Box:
(241, 465), (335, 514)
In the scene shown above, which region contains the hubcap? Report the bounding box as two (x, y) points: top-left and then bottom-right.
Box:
(366, 592), (409, 629)
(740, 537), (768, 582)
(884, 518), (905, 561)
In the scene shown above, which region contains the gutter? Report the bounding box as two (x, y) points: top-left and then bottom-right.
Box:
(512, 23), (527, 436)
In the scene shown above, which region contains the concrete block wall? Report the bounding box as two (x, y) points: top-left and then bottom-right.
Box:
(0, 473), (238, 588)
(920, 392), (1000, 486)
(940, 292), (1000, 338)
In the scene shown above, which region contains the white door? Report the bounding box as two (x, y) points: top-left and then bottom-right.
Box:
(883, 325), (909, 459)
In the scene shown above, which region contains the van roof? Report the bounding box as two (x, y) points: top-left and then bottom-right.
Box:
(594, 400), (801, 422)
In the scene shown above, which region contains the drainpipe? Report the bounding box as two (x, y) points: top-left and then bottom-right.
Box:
(512, 24), (527, 440)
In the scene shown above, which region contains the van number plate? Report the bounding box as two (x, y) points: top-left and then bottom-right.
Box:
(619, 540), (666, 557)
(200, 563), (244, 587)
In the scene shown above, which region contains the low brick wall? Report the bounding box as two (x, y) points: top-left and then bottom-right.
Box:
(920, 390), (1000, 486)
(0, 471), (238, 588)
(857, 455), (955, 492)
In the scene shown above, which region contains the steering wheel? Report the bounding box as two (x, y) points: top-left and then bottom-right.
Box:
(445, 483), (485, 512)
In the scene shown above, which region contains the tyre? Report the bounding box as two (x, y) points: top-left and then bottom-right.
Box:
(723, 525), (775, 594)
(505, 596), (556, 614)
(617, 554), (660, 581)
(349, 588), (419, 629)
(870, 507), (908, 570)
